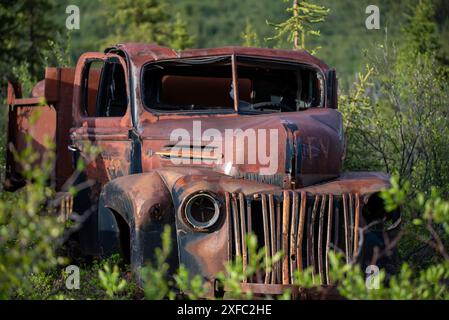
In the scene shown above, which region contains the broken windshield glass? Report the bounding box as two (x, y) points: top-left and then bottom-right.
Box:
(141, 56), (324, 113)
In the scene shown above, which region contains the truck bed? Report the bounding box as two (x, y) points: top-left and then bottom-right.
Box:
(4, 67), (76, 191)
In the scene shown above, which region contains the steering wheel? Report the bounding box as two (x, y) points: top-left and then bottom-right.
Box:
(250, 101), (296, 112)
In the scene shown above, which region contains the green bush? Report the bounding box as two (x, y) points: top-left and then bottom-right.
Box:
(339, 0), (449, 269)
(0, 132), (65, 299)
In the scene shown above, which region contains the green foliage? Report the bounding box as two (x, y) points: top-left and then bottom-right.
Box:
(417, 189), (449, 234)
(5, 22), (72, 99)
(98, 262), (127, 299)
(339, 0), (449, 268)
(266, 0), (329, 53)
(102, 0), (171, 46)
(381, 175), (449, 261)
(295, 224), (449, 300)
(0, 135), (65, 299)
(379, 175), (410, 212)
(101, 0), (193, 50)
(0, 121), (107, 299)
(173, 265), (209, 300)
(170, 12), (195, 50)
(170, 0), (287, 49)
(340, 1), (449, 196)
(11, 62), (36, 97)
(338, 65), (380, 171)
(18, 255), (141, 300)
(141, 225), (175, 299)
(400, 0), (441, 59)
(43, 31), (73, 68)
(216, 234), (282, 299)
(0, 0), (63, 79)
(60, 256), (139, 300)
(241, 19), (261, 47)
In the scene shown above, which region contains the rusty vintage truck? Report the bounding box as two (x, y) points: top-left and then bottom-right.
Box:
(4, 43), (400, 297)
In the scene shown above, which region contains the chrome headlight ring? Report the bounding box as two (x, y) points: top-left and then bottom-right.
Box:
(183, 192), (221, 230)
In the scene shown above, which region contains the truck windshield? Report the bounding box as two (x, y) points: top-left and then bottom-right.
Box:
(141, 56), (324, 113)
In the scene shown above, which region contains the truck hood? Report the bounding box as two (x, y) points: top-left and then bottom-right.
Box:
(139, 108), (344, 188)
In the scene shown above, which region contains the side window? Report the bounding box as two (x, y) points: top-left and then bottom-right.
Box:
(82, 59), (128, 117)
(83, 60), (104, 117)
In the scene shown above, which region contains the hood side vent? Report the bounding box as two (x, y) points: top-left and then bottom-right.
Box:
(236, 172), (287, 188)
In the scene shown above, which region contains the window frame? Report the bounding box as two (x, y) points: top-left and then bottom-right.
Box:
(79, 54), (131, 121)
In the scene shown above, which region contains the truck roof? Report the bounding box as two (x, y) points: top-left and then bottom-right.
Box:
(106, 43), (330, 71)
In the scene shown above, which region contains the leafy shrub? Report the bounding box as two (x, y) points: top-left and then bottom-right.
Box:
(98, 261), (127, 299)
(141, 225), (176, 300)
(0, 131), (65, 299)
(339, 1), (449, 269)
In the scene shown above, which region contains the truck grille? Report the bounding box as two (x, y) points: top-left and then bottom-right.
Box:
(225, 191), (361, 285)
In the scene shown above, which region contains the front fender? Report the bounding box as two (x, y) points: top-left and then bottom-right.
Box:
(98, 171), (178, 273)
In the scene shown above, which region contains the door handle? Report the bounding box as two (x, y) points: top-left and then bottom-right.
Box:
(68, 144), (80, 152)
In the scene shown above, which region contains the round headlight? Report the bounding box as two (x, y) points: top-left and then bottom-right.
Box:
(185, 193), (220, 229)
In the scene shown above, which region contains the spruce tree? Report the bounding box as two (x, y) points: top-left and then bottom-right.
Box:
(241, 19), (260, 47)
(400, 0), (443, 63)
(103, 0), (194, 50)
(170, 12), (194, 50)
(0, 0), (60, 79)
(266, 0), (329, 53)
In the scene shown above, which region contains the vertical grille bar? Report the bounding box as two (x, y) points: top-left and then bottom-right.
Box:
(297, 192), (306, 271)
(261, 194), (271, 284)
(334, 203), (340, 257)
(276, 200), (282, 283)
(238, 193), (248, 283)
(246, 198), (252, 265)
(225, 192), (233, 260)
(318, 194), (327, 285)
(342, 193), (350, 263)
(268, 194), (277, 284)
(353, 193), (360, 256)
(325, 194), (334, 285)
(231, 194), (241, 258)
(289, 192), (299, 283)
(308, 194), (319, 281)
(282, 190), (291, 284)
(348, 193), (354, 260)
(306, 205), (311, 268)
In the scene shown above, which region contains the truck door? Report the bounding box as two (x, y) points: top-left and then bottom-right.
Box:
(70, 53), (135, 252)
